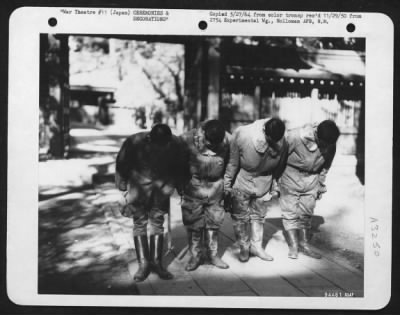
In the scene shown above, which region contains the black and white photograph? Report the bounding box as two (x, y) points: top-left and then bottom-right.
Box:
(7, 7), (393, 309)
(37, 33), (365, 297)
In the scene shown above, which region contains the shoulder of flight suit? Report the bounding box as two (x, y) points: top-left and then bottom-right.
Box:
(223, 131), (232, 145)
(115, 131), (149, 188)
(179, 129), (196, 144)
(286, 127), (303, 154)
(230, 125), (247, 145)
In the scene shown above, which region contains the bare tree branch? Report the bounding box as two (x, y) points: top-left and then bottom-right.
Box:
(135, 49), (184, 114)
(140, 66), (168, 100)
(158, 58), (184, 110)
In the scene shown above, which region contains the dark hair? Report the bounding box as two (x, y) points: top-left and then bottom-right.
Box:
(317, 120), (340, 144)
(203, 120), (225, 145)
(149, 123), (172, 145)
(264, 118), (285, 142)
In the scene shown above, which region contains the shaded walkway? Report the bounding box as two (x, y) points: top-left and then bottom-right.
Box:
(39, 183), (363, 296)
(38, 135), (364, 296)
(39, 187), (137, 295)
(103, 188), (363, 297)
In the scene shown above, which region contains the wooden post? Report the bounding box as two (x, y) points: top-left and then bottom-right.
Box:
(207, 39), (221, 120)
(183, 40), (203, 129)
(200, 40), (209, 122)
(40, 34), (70, 158)
(59, 35), (70, 157)
(254, 85), (261, 120)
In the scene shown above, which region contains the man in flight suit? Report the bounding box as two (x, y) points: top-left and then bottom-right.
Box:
(224, 118), (288, 262)
(180, 120), (231, 271)
(279, 120), (339, 259)
(115, 124), (183, 282)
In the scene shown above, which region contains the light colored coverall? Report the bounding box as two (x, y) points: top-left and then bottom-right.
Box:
(279, 124), (336, 230)
(224, 119), (288, 223)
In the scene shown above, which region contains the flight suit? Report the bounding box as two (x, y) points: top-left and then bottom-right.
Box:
(279, 123), (336, 259)
(279, 124), (336, 230)
(180, 124), (231, 270)
(224, 118), (288, 262)
(115, 131), (183, 281)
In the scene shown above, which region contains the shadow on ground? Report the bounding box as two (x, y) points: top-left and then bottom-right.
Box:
(39, 186), (363, 296)
(263, 215), (325, 249)
(38, 146), (364, 295)
(39, 190), (137, 295)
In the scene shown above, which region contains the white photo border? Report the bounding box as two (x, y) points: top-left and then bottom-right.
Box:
(7, 6), (393, 309)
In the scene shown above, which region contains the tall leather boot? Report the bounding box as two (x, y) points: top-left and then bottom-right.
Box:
(149, 234), (173, 280)
(249, 221), (273, 261)
(233, 221), (250, 262)
(133, 235), (151, 282)
(185, 229), (203, 271)
(298, 229), (321, 259)
(286, 229), (299, 259)
(205, 229), (229, 269)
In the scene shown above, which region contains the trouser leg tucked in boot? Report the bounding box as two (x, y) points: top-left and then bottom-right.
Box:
(149, 234), (173, 280)
(249, 221), (273, 261)
(133, 235), (151, 282)
(286, 229), (299, 259)
(205, 229), (229, 269)
(233, 221), (250, 262)
(298, 229), (321, 259)
(185, 229), (204, 271)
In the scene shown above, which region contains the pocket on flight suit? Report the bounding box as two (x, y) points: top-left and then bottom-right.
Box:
(231, 188), (251, 216)
(118, 191), (135, 218)
(205, 199), (225, 228)
(298, 194), (317, 216)
(279, 189), (299, 221)
(181, 195), (204, 226)
(118, 182), (148, 218)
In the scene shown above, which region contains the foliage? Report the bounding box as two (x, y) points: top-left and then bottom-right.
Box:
(69, 36), (185, 126)
(232, 36), (365, 51)
(134, 41), (185, 117)
(69, 36), (111, 76)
